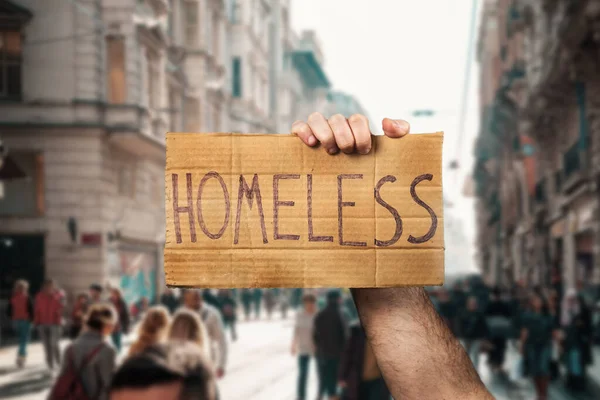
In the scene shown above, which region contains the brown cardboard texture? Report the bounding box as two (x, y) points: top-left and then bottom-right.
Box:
(165, 132), (444, 288)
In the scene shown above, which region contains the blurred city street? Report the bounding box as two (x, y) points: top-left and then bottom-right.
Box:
(1, 315), (599, 400)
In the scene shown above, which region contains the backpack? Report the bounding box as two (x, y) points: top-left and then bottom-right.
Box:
(48, 344), (105, 400)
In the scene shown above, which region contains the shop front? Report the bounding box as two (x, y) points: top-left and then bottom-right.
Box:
(107, 243), (159, 310)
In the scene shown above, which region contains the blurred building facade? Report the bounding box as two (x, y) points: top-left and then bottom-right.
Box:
(473, 0), (600, 294)
(0, 0), (369, 312)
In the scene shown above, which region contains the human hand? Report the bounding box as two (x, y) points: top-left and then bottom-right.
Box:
(292, 113), (410, 155)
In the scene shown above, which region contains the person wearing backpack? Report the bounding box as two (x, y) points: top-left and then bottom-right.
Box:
(49, 303), (117, 400)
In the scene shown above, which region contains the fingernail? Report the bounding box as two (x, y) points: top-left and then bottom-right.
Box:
(328, 147), (339, 155)
(359, 146), (371, 155)
(393, 120), (409, 132)
(308, 135), (317, 146)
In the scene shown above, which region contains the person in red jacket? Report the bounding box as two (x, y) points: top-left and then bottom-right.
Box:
(6, 279), (34, 368)
(34, 279), (64, 371)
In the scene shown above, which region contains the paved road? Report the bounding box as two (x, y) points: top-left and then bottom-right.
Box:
(0, 317), (598, 399)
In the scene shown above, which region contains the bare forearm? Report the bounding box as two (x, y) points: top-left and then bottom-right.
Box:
(352, 288), (493, 400)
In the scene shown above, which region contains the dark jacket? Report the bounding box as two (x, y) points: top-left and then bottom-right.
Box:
(112, 298), (131, 334)
(313, 303), (347, 359)
(460, 310), (489, 340)
(160, 293), (180, 314)
(218, 296), (237, 321)
(339, 324), (390, 400)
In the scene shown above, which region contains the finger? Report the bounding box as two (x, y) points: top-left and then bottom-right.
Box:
(291, 120), (318, 146)
(328, 114), (355, 154)
(348, 114), (372, 154)
(382, 118), (410, 138)
(308, 112), (338, 154)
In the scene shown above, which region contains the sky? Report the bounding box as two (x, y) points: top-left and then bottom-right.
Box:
(291, 0), (481, 273)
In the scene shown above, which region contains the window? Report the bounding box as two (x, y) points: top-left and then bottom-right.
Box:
(184, 1), (198, 47)
(231, 0), (241, 23)
(232, 57), (241, 97)
(0, 31), (22, 99)
(0, 153), (44, 216)
(106, 36), (127, 104)
(146, 49), (159, 109)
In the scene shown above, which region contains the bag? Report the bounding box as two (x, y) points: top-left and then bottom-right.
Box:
(510, 354), (525, 381)
(48, 344), (104, 400)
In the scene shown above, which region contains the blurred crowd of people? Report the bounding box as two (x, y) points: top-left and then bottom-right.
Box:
(291, 289), (387, 400)
(430, 277), (600, 400)
(5, 275), (600, 400)
(4, 278), (257, 399)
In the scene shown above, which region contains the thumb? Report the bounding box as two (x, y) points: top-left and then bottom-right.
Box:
(382, 118), (410, 138)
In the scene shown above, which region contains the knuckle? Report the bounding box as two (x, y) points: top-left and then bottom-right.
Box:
(348, 114), (367, 126)
(308, 112), (324, 123)
(328, 114), (346, 126)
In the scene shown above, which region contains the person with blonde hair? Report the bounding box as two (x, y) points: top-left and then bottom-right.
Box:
(128, 305), (170, 357)
(168, 308), (211, 358)
(6, 279), (34, 368)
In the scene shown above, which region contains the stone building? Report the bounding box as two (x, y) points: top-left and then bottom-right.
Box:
(473, 0), (600, 295)
(169, 0), (228, 132)
(0, 0), (188, 309)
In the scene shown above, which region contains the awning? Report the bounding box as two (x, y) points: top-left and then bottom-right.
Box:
(291, 51), (330, 89)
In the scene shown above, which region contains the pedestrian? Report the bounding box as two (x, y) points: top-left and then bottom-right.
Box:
(459, 295), (489, 370)
(521, 292), (557, 400)
(313, 289), (347, 400)
(291, 293), (318, 400)
(160, 287), (180, 314)
(217, 289), (237, 341)
(240, 288), (253, 321)
(168, 308), (211, 358)
(128, 305), (170, 357)
(437, 287), (458, 335)
(291, 288), (303, 310)
(280, 288), (290, 319)
(252, 288), (263, 319)
(183, 289), (228, 379)
(202, 289), (221, 309)
(561, 289), (593, 391)
(6, 279), (34, 368)
(485, 287), (512, 373)
(34, 278), (64, 372)
(70, 293), (90, 339)
(109, 287), (131, 353)
(110, 342), (217, 400)
(264, 288), (277, 319)
(89, 283), (104, 304)
(49, 303), (117, 400)
(338, 320), (390, 400)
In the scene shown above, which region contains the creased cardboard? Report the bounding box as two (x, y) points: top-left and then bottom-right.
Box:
(164, 132), (444, 288)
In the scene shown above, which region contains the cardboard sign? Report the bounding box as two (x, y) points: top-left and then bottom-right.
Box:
(165, 132), (444, 288)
